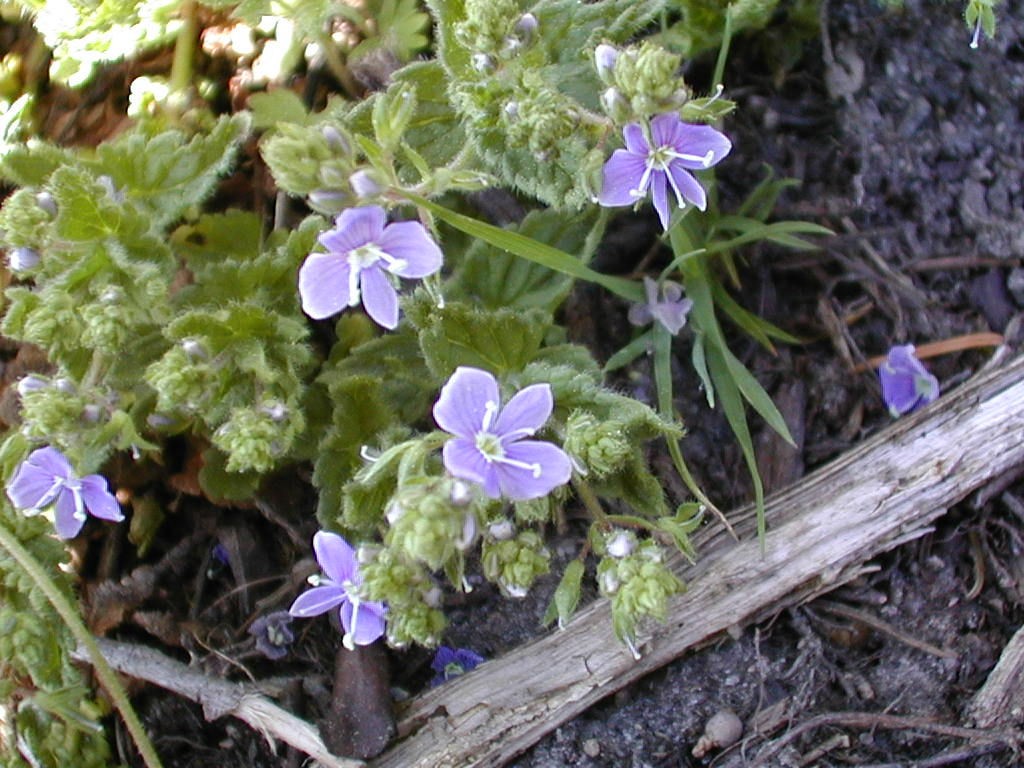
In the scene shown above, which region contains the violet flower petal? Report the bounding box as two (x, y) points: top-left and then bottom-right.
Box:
(433, 367), (499, 438)
(79, 475), (124, 522)
(622, 123), (649, 155)
(318, 206), (386, 254)
(650, 297), (693, 335)
(25, 446), (74, 479)
(443, 438), (500, 498)
(313, 531), (357, 585)
(666, 121), (733, 169)
(650, 172), (672, 230)
(298, 251), (352, 319)
(359, 265), (400, 330)
(598, 150), (647, 207)
(666, 164), (707, 210)
(53, 491), (85, 539)
(7, 462), (59, 510)
(493, 383), (553, 437)
(289, 585), (348, 618)
(341, 599), (387, 645)
(496, 440), (573, 500)
(377, 221), (444, 278)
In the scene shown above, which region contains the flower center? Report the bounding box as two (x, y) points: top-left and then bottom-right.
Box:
(475, 431), (505, 462)
(345, 243), (408, 305)
(631, 144), (719, 209)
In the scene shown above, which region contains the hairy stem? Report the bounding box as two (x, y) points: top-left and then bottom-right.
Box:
(169, 0), (197, 97)
(0, 522), (165, 768)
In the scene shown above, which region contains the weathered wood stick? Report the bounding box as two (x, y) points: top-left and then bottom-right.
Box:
(967, 621), (1024, 728)
(373, 352), (1024, 768)
(71, 638), (364, 768)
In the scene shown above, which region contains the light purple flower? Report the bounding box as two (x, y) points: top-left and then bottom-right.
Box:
(298, 206), (443, 330)
(628, 276), (693, 335)
(289, 531), (387, 649)
(879, 344), (940, 417)
(599, 113), (732, 230)
(430, 645), (485, 686)
(6, 446), (123, 539)
(433, 367), (573, 501)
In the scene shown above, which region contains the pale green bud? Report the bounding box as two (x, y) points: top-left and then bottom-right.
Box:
(212, 406), (293, 473)
(481, 530), (550, 598)
(563, 411), (633, 478)
(613, 42), (687, 116)
(386, 477), (473, 570)
(372, 82), (417, 151)
(386, 601), (446, 648)
(600, 87), (631, 123)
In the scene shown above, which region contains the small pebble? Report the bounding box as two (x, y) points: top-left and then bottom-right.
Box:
(582, 738), (600, 757)
(691, 709), (743, 758)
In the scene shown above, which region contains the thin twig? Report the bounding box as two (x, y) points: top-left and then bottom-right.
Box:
(751, 711), (1018, 767)
(71, 637), (363, 768)
(814, 600), (958, 660)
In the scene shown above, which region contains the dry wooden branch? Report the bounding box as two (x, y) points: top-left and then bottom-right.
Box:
(373, 352), (1024, 768)
(968, 621), (1024, 728)
(71, 638), (363, 768)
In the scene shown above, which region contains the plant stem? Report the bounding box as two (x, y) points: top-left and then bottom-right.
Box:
(169, 0), (197, 97)
(572, 476), (607, 524)
(0, 522), (165, 768)
(317, 33), (361, 99)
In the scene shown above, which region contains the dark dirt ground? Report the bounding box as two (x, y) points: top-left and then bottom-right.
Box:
(5, 0), (1024, 766)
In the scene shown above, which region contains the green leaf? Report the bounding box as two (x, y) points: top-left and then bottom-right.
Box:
(0, 139), (70, 186)
(198, 447), (263, 502)
(710, 281), (801, 351)
(50, 166), (141, 242)
(450, 207), (592, 312)
(408, 194), (642, 301)
(542, 558), (584, 629)
(249, 89), (311, 130)
(410, 299), (550, 379)
(91, 114), (250, 228)
(603, 331), (653, 374)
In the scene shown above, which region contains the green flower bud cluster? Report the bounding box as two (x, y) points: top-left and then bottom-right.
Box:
(361, 546), (447, 647)
(79, 286), (131, 354)
(481, 528), (551, 598)
(604, 42), (689, 120)
(598, 540), (682, 648)
(260, 122), (359, 201)
(563, 410), (633, 478)
(212, 402), (304, 474)
(0, 188), (54, 249)
(5, 288), (85, 367)
(17, 379), (90, 443)
(385, 476), (479, 570)
(455, 0), (525, 57)
(145, 345), (214, 415)
(501, 72), (577, 158)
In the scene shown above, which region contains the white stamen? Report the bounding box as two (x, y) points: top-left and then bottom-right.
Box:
(969, 17), (982, 49)
(346, 254), (362, 306)
(631, 162), (654, 199)
(359, 445), (378, 462)
(481, 401), (499, 431)
(666, 148), (716, 168)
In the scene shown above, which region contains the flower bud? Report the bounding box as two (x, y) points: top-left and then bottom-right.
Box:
(600, 87), (631, 123)
(16, 375), (48, 397)
(308, 189), (349, 214)
(606, 529), (636, 558)
(35, 191), (57, 217)
(488, 519), (514, 540)
(594, 44), (619, 83)
(349, 169), (383, 199)
(514, 13), (538, 44)
(8, 247), (40, 272)
(472, 53), (495, 73)
(321, 125), (351, 154)
(181, 338), (208, 360)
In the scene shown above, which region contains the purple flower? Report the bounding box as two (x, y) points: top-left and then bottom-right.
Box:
(628, 276), (693, 335)
(430, 646), (485, 686)
(6, 446), (124, 539)
(249, 611), (295, 660)
(433, 367), (573, 501)
(879, 344), (940, 417)
(298, 206), (443, 330)
(289, 531), (387, 649)
(599, 113), (732, 230)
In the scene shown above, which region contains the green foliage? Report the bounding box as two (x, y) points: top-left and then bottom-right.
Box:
(0, 504), (112, 768)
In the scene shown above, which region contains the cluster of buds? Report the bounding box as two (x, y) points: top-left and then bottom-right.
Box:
(594, 41), (690, 122)
(360, 546), (446, 648)
(211, 401), (301, 473)
(481, 528), (550, 598)
(563, 411), (633, 479)
(385, 477), (479, 571)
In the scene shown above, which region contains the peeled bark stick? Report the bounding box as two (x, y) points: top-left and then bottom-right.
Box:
(71, 638), (364, 768)
(374, 351), (1024, 768)
(967, 622), (1024, 728)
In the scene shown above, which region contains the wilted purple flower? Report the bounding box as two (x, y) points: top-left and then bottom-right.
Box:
(879, 344), (940, 417)
(289, 531), (387, 649)
(599, 113), (732, 230)
(6, 446), (123, 539)
(430, 645), (485, 686)
(434, 367), (573, 501)
(594, 44), (618, 81)
(628, 276), (693, 335)
(249, 611), (295, 660)
(298, 206), (443, 330)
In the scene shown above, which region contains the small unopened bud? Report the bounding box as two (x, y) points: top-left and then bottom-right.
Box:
(181, 339), (207, 360)
(386, 501), (405, 525)
(16, 375), (48, 396)
(349, 169), (383, 199)
(505, 583), (529, 598)
(35, 191), (57, 217)
(97, 175), (124, 203)
(321, 125), (350, 154)
(503, 101), (519, 121)
(82, 404), (103, 423)
(600, 87), (630, 122)
(472, 53), (495, 73)
(53, 378), (76, 394)
(308, 189), (349, 213)
(260, 401), (288, 421)
(147, 413), (175, 429)
(606, 530), (635, 558)
(514, 13), (538, 44)
(488, 519), (514, 540)
(8, 247), (40, 271)
(450, 480), (473, 506)
(594, 44), (618, 83)
(455, 512), (477, 550)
